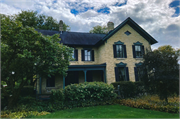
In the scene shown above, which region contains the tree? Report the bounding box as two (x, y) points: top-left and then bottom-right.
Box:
(89, 25), (108, 34)
(1, 15), (73, 108)
(14, 10), (70, 31)
(139, 45), (179, 103)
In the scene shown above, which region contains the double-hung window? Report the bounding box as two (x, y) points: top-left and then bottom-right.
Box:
(113, 41), (127, 58)
(84, 50), (91, 61)
(114, 62), (129, 81)
(81, 49), (94, 61)
(132, 42), (145, 58)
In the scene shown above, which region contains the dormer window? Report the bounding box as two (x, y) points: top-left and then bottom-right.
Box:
(85, 50), (91, 61)
(81, 49), (94, 61)
(113, 41), (127, 58)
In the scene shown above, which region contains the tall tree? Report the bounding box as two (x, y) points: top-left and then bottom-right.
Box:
(89, 25), (108, 34)
(1, 15), (73, 108)
(14, 10), (70, 31)
(139, 45), (179, 103)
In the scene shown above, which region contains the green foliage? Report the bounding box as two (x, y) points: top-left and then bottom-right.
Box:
(14, 10), (70, 31)
(1, 110), (50, 118)
(139, 45), (179, 103)
(1, 15), (73, 108)
(20, 86), (35, 97)
(115, 95), (179, 113)
(64, 82), (117, 102)
(50, 89), (64, 102)
(111, 81), (146, 98)
(89, 25), (108, 34)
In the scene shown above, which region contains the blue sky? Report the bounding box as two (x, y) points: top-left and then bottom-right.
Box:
(0, 0), (180, 50)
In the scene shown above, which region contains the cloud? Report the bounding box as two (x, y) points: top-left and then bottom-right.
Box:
(0, 0), (179, 49)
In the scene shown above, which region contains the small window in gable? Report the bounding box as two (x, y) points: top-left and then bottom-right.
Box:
(125, 31), (131, 36)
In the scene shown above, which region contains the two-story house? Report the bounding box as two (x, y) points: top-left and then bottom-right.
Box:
(36, 17), (158, 94)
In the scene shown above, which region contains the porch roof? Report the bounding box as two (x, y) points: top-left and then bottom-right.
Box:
(68, 63), (106, 71)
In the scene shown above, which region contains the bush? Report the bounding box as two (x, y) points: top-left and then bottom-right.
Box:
(64, 82), (117, 102)
(114, 95), (179, 113)
(50, 89), (64, 102)
(1, 110), (50, 118)
(20, 86), (35, 97)
(111, 81), (146, 98)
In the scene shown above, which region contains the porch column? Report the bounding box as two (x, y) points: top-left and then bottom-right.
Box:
(103, 69), (106, 83)
(63, 76), (65, 89)
(84, 70), (87, 82)
(39, 77), (42, 94)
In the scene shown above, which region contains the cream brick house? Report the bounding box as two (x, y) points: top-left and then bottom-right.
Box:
(36, 17), (157, 95)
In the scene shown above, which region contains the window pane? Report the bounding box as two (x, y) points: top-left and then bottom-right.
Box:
(116, 45), (119, 52)
(85, 50), (87, 55)
(88, 51), (91, 55)
(88, 56), (90, 61)
(85, 56), (87, 61)
(72, 50), (74, 58)
(135, 46), (141, 51)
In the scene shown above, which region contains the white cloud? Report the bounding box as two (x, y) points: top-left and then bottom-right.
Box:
(0, 0), (179, 49)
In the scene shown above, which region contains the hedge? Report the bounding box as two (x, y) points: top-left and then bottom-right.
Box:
(111, 81), (146, 98)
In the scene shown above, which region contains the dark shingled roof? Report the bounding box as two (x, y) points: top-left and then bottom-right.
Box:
(36, 29), (106, 46)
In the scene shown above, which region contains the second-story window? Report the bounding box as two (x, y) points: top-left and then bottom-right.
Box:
(81, 49), (94, 61)
(132, 41), (145, 58)
(113, 41), (127, 58)
(116, 45), (124, 58)
(135, 45), (142, 58)
(71, 49), (78, 61)
(85, 50), (91, 61)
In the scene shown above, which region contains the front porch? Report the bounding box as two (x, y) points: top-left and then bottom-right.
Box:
(37, 63), (106, 95)
(63, 63), (107, 88)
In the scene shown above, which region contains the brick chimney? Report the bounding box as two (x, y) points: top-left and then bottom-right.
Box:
(59, 20), (63, 34)
(107, 21), (114, 32)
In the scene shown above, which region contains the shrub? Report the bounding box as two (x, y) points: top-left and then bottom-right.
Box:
(111, 81), (146, 98)
(1, 110), (50, 118)
(20, 86), (35, 97)
(50, 89), (64, 102)
(115, 95), (179, 113)
(64, 82), (117, 102)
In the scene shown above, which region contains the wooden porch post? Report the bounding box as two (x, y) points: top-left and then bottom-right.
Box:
(84, 70), (87, 82)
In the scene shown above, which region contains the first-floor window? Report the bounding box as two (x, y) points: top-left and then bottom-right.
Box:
(118, 67), (126, 81)
(115, 67), (129, 81)
(46, 75), (55, 87)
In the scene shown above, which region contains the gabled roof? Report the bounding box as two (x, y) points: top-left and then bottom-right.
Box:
(96, 17), (158, 46)
(36, 17), (157, 47)
(36, 30), (106, 46)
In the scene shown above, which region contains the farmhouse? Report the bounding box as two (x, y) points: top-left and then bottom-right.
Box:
(36, 17), (158, 94)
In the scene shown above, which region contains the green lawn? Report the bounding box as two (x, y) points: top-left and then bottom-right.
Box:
(33, 104), (179, 118)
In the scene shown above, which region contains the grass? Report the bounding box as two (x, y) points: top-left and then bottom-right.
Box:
(33, 104), (179, 118)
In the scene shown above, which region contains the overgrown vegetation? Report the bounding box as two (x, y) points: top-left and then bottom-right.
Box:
(1, 82), (117, 118)
(1, 14), (73, 108)
(111, 81), (146, 98)
(139, 45), (179, 103)
(115, 95), (179, 113)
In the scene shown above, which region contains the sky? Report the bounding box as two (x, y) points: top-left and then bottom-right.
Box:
(0, 0), (180, 50)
